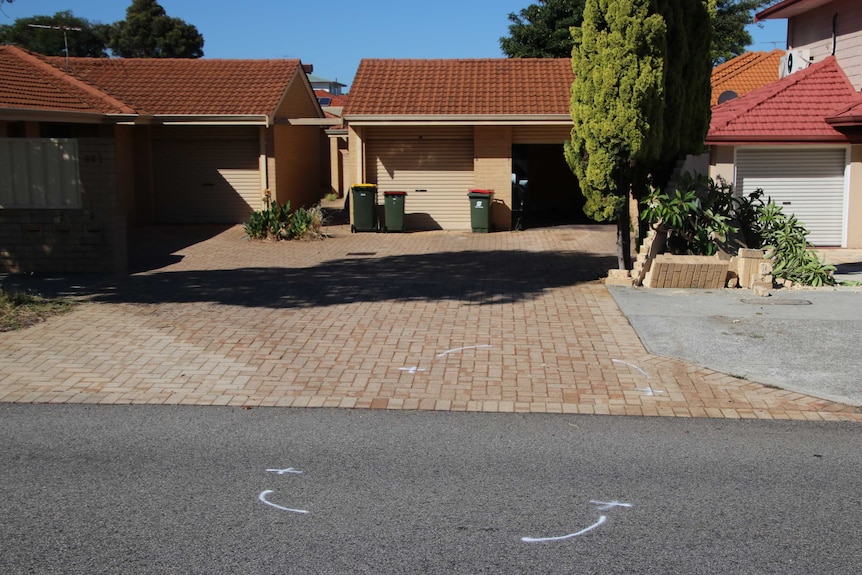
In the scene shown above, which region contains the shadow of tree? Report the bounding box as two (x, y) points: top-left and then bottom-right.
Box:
(3, 250), (616, 309)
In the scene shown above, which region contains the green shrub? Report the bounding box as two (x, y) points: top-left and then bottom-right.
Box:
(244, 201), (325, 241)
(641, 172), (836, 287)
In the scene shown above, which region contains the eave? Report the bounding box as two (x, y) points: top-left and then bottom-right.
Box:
(343, 114), (572, 126)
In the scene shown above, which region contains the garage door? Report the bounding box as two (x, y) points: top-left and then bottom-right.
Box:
(736, 148), (847, 246)
(153, 135), (262, 224)
(367, 139), (474, 230)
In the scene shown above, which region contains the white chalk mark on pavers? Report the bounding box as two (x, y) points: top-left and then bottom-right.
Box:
(612, 359), (651, 379)
(637, 387), (666, 396)
(436, 345), (492, 358)
(398, 366), (426, 374)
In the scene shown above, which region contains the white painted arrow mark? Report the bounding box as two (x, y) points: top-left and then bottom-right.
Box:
(258, 490), (309, 515)
(612, 359), (651, 379)
(266, 468), (304, 475)
(521, 515), (607, 543)
(436, 345), (491, 358)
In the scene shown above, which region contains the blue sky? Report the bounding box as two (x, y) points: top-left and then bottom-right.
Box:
(1, 0), (789, 90)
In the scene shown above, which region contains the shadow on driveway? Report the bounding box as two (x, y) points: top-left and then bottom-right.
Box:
(2, 249), (616, 309)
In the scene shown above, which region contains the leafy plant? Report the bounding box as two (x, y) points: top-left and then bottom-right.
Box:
(757, 199), (836, 287)
(641, 172), (836, 287)
(244, 201), (325, 241)
(641, 173), (737, 256)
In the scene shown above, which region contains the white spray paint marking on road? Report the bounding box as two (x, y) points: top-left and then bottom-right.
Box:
(521, 515), (608, 543)
(637, 386), (666, 396)
(258, 490), (309, 514)
(266, 468), (304, 475)
(612, 359), (651, 379)
(436, 345), (492, 358)
(590, 500), (633, 511)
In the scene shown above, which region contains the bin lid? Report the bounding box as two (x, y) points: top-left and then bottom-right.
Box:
(384, 190), (407, 196)
(352, 183), (377, 190)
(468, 189), (493, 195)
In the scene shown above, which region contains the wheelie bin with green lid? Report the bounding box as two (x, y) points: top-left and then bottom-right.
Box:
(383, 191), (407, 232)
(468, 189), (494, 233)
(351, 184), (378, 232)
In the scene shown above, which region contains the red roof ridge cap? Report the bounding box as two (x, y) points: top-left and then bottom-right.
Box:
(9, 47), (137, 115)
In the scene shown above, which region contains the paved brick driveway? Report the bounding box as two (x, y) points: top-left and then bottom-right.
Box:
(1, 224), (859, 421)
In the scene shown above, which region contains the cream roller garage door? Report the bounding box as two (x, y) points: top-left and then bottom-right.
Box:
(736, 148), (847, 246)
(153, 134), (262, 224)
(366, 139), (474, 230)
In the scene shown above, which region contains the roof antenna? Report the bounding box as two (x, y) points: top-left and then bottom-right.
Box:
(27, 24), (82, 71)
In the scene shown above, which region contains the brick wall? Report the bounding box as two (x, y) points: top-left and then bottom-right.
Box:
(1, 138), (127, 275)
(474, 126), (513, 231)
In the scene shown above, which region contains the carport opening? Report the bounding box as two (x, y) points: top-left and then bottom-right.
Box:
(512, 144), (602, 229)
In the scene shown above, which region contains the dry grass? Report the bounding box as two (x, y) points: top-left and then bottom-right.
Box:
(0, 288), (75, 332)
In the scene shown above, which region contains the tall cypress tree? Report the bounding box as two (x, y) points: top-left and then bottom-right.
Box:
(565, 0), (666, 270)
(108, 0), (204, 58)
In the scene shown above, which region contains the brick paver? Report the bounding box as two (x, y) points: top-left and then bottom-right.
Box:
(1, 224), (860, 421)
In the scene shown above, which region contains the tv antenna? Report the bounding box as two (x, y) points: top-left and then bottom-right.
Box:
(27, 24), (82, 70)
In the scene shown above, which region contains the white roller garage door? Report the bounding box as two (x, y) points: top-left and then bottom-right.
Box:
(367, 139), (474, 230)
(153, 134), (262, 224)
(736, 148), (847, 246)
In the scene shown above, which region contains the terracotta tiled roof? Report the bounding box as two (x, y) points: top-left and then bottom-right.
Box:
(0, 46), (134, 115)
(45, 56), (304, 116)
(706, 56), (858, 143)
(710, 50), (783, 106)
(314, 90), (349, 107)
(344, 58), (573, 117)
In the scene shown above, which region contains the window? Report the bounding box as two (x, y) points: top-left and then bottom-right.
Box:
(0, 138), (82, 209)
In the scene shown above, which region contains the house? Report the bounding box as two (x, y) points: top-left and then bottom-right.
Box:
(308, 74), (347, 96)
(315, 90), (351, 199)
(1, 46), (331, 274)
(342, 58), (582, 231)
(706, 0), (862, 248)
(710, 50), (783, 106)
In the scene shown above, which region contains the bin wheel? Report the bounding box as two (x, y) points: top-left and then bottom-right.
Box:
(350, 225), (355, 233)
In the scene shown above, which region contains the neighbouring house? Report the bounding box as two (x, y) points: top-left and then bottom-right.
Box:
(1, 46), (333, 274)
(342, 58), (583, 231)
(316, 90), (351, 198)
(308, 74), (347, 96)
(710, 50), (783, 106)
(707, 0), (862, 248)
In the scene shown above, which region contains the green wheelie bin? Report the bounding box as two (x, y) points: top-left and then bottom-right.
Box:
(383, 191), (407, 232)
(351, 184), (378, 232)
(468, 189), (494, 233)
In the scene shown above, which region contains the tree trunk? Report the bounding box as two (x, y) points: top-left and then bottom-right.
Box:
(616, 167), (633, 270)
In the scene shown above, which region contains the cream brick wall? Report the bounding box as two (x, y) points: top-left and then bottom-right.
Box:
(474, 126), (513, 231)
(848, 145), (862, 248)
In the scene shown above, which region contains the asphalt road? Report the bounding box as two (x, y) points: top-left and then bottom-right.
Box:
(1, 405), (860, 574)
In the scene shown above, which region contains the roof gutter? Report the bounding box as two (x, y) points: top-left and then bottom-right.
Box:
(706, 134), (850, 145)
(0, 108), (129, 124)
(147, 114), (271, 126)
(344, 114), (571, 126)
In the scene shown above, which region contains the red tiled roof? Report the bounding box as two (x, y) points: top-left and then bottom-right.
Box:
(0, 46), (134, 116)
(45, 56), (304, 116)
(826, 94), (862, 127)
(344, 58), (573, 117)
(314, 90), (349, 107)
(710, 50), (783, 106)
(706, 56), (858, 143)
